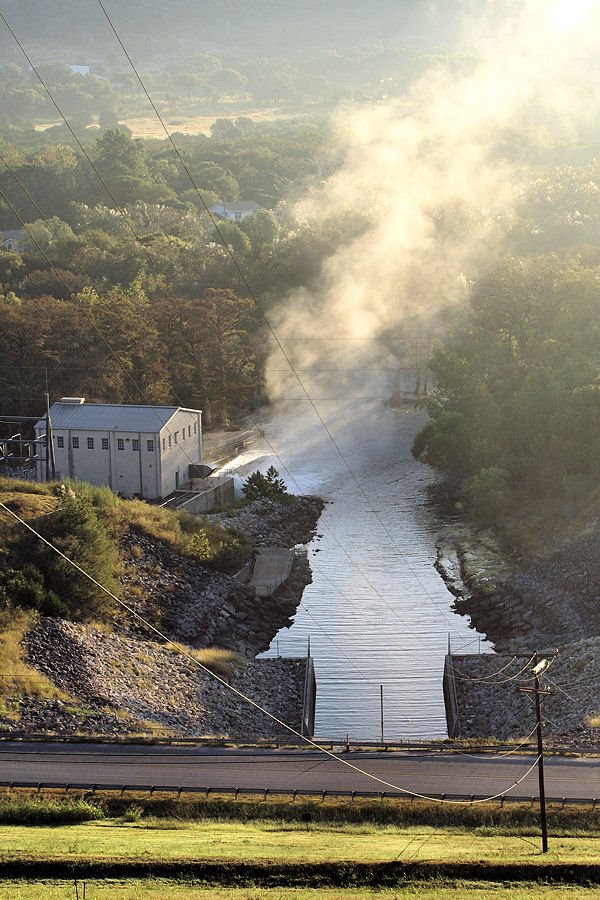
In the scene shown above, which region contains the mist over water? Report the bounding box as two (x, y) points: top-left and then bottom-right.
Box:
(250, 0), (600, 737)
(236, 399), (490, 740)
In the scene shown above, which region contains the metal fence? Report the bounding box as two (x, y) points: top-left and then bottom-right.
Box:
(0, 779), (598, 807)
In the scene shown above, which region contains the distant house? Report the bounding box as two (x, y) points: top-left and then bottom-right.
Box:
(34, 398), (202, 500)
(209, 201), (264, 223)
(2, 229), (25, 252)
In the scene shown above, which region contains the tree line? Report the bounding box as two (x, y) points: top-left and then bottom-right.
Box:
(413, 255), (600, 541)
(1, 283), (262, 425)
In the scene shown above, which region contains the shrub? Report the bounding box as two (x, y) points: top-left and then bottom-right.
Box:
(188, 529), (212, 561)
(0, 796), (103, 825)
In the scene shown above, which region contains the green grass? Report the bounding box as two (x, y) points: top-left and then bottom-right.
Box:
(0, 803), (598, 896)
(0, 819), (597, 864)
(97, 793), (600, 834)
(0, 483), (58, 529)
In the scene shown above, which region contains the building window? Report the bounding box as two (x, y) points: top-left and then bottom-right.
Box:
(57, 436), (64, 448)
(188, 425), (191, 438)
(162, 437), (165, 451)
(147, 439), (154, 452)
(168, 435), (172, 449)
(174, 431), (179, 445)
(87, 437), (94, 450)
(117, 438), (125, 450)
(101, 438), (109, 450)
(182, 429), (186, 441)
(193, 422), (197, 434)
(72, 436), (79, 449)
(132, 439), (140, 451)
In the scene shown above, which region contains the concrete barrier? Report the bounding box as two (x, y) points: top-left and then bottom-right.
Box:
(302, 656), (317, 738)
(443, 654), (461, 738)
(175, 475), (235, 513)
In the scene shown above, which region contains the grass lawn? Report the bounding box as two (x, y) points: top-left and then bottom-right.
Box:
(0, 881), (599, 898)
(0, 819), (598, 864)
(0, 817), (598, 897)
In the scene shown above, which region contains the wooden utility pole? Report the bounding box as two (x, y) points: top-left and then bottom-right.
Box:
(533, 656), (549, 853)
(519, 654), (553, 853)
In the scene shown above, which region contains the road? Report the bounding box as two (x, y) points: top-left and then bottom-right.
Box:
(0, 742), (598, 801)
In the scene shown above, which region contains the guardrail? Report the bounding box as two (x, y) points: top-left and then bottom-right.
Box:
(0, 780), (598, 807)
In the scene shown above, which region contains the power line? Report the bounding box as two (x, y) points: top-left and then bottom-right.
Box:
(0, 24), (471, 659)
(450, 655), (536, 685)
(0, 500), (543, 804)
(245, 413), (472, 647)
(0, 13), (485, 702)
(90, 0), (470, 644)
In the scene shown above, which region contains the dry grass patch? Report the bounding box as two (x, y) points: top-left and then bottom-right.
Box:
(0, 610), (68, 707)
(0, 478), (58, 528)
(165, 643), (242, 678)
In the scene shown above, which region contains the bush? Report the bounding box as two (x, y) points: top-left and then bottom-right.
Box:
(188, 529), (212, 561)
(0, 796), (104, 825)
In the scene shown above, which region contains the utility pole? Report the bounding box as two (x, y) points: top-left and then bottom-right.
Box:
(519, 654), (554, 853)
(380, 684), (384, 745)
(44, 368), (55, 481)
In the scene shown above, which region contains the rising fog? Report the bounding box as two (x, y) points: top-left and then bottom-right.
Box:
(266, 0), (600, 403)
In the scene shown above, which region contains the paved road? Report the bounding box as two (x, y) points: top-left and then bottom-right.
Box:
(0, 742), (598, 801)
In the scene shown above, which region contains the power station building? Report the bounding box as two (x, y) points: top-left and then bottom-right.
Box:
(35, 397), (202, 500)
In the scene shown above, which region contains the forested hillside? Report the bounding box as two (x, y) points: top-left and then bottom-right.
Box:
(0, 123), (357, 421)
(0, 1), (448, 54)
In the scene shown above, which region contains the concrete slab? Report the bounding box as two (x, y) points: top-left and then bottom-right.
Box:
(245, 548), (295, 598)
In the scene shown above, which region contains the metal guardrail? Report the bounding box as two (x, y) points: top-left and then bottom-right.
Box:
(0, 780), (598, 807)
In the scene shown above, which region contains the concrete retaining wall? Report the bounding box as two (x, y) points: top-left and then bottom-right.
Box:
(302, 656), (317, 738)
(443, 654), (461, 738)
(177, 476), (235, 513)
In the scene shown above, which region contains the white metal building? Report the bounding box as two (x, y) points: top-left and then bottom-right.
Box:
(34, 398), (202, 500)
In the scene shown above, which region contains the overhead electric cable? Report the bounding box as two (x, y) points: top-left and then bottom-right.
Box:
(0, 189), (209, 476)
(0, 500), (543, 805)
(92, 0), (471, 638)
(450, 655), (536, 685)
(246, 413), (473, 647)
(0, 11), (485, 669)
(0, 147), (471, 655)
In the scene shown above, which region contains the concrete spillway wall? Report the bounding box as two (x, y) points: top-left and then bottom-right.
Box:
(443, 654), (461, 738)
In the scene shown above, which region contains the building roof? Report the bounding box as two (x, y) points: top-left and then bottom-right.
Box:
(35, 400), (200, 433)
(210, 201), (263, 214)
(2, 229), (24, 242)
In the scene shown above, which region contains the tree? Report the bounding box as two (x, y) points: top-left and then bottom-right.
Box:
(242, 466), (288, 501)
(412, 255), (600, 533)
(36, 489), (118, 620)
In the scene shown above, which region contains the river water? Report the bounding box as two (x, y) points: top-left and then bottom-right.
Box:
(232, 399), (491, 741)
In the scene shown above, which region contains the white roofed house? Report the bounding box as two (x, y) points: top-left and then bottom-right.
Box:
(208, 201), (264, 222)
(34, 398), (202, 500)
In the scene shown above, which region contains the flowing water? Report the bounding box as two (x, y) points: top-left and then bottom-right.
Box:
(230, 399), (491, 741)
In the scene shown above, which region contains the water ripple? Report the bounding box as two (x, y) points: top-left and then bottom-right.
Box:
(249, 401), (492, 740)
